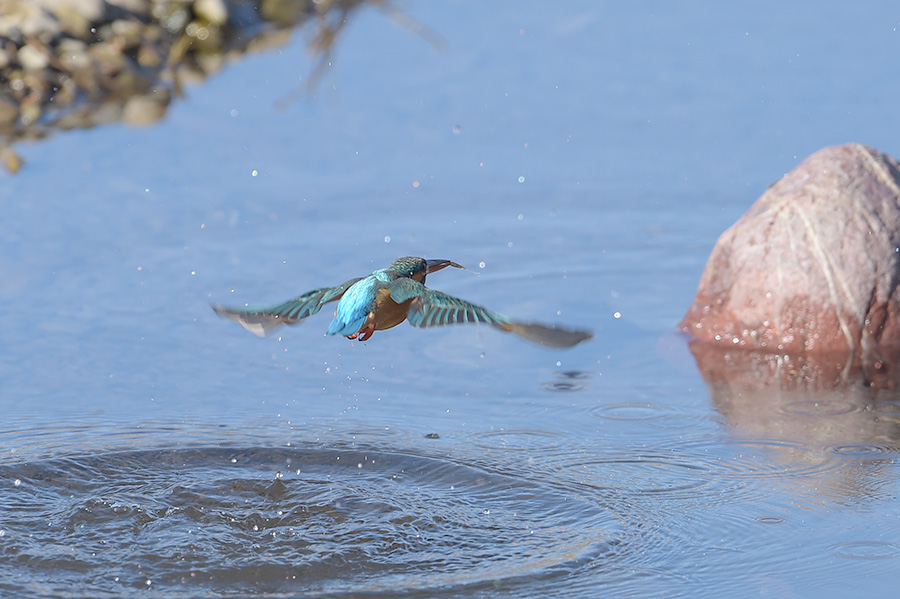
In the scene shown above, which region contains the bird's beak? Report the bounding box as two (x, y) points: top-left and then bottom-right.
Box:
(426, 259), (452, 273)
(426, 259), (470, 274)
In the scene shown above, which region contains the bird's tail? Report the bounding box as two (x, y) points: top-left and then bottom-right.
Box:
(504, 321), (594, 348)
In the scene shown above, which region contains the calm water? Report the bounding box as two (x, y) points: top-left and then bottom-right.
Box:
(2, 1), (900, 597)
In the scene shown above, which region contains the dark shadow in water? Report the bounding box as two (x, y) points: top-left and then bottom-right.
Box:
(0, 0), (438, 173)
(689, 340), (900, 504)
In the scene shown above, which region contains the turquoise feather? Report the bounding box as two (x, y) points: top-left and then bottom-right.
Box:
(326, 272), (385, 336)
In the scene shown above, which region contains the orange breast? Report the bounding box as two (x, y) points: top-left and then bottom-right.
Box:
(372, 287), (411, 331)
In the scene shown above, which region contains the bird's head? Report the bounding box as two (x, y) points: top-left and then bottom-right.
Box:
(388, 256), (463, 283)
(388, 256), (429, 282)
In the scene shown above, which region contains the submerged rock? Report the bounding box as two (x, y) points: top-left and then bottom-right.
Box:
(681, 143), (900, 357)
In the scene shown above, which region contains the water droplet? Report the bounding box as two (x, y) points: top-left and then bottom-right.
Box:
(13, 479), (21, 487)
(517, 176), (525, 183)
(613, 311), (621, 319)
(251, 169), (258, 177)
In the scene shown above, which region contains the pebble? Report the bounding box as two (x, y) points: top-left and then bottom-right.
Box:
(17, 44), (50, 70)
(194, 0), (229, 25)
(122, 90), (170, 125)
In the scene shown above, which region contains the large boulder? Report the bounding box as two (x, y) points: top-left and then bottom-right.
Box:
(681, 143), (900, 356)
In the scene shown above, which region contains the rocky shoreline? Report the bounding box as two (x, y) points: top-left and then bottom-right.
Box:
(0, 0), (356, 172)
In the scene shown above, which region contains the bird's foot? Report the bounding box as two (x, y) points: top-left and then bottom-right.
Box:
(358, 323), (375, 341)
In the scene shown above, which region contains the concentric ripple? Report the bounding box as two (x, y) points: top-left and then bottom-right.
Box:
(540, 438), (845, 507)
(563, 453), (714, 499)
(781, 399), (858, 417)
(590, 401), (710, 430)
(469, 429), (566, 451)
(592, 402), (679, 421)
(540, 370), (592, 392)
(829, 540), (900, 560)
(826, 443), (898, 459)
(0, 447), (620, 597)
(675, 438), (840, 479)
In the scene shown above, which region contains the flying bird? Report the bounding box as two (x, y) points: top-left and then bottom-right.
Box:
(212, 256), (592, 348)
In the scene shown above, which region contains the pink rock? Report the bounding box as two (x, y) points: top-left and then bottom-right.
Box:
(681, 143), (900, 355)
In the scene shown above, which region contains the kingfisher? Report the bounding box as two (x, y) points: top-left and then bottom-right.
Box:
(212, 256), (593, 348)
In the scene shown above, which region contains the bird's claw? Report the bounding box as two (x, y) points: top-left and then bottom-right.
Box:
(347, 324), (375, 341)
(358, 323), (375, 341)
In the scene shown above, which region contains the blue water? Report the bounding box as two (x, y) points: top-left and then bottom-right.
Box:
(2, 1), (900, 596)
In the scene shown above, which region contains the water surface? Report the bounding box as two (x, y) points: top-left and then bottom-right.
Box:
(2, 1), (900, 597)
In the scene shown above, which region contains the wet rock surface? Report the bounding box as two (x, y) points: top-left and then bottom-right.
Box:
(681, 143), (900, 358)
(0, 0), (360, 171)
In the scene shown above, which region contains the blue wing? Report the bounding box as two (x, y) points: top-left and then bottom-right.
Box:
(212, 278), (362, 337)
(402, 284), (594, 348)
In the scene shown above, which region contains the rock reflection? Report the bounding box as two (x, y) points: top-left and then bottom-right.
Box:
(689, 340), (900, 503)
(0, 0), (396, 172)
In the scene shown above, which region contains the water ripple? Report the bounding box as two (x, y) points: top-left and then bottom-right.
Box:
(871, 400), (900, 420)
(781, 399), (859, 417)
(826, 443), (898, 459)
(676, 438), (840, 479)
(829, 541), (900, 560)
(590, 402), (710, 429)
(540, 370), (592, 393)
(563, 453), (713, 499)
(0, 446), (620, 597)
(469, 429), (565, 451)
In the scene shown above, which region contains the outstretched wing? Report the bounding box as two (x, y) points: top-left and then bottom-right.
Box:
(405, 288), (512, 329)
(212, 278), (362, 337)
(403, 286), (593, 348)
